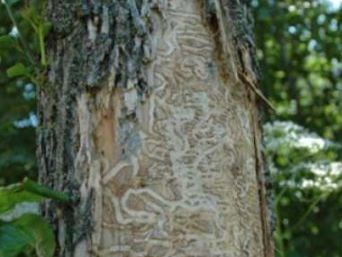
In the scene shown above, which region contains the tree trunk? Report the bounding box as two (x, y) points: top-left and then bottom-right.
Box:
(38, 0), (274, 256)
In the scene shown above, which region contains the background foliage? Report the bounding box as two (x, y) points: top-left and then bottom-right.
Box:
(0, 0), (39, 185)
(252, 0), (341, 256)
(0, 0), (341, 257)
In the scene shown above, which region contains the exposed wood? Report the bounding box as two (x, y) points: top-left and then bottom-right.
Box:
(38, 1), (274, 256)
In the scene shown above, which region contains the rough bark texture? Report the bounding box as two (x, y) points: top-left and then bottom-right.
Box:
(38, 0), (274, 256)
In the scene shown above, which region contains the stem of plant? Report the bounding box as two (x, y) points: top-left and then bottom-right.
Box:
(2, 0), (35, 66)
(38, 25), (46, 66)
(289, 191), (330, 231)
(22, 177), (72, 203)
(275, 203), (286, 257)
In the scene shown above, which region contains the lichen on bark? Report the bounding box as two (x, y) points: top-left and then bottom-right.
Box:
(46, 0), (158, 92)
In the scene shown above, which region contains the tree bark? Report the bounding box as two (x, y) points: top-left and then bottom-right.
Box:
(38, 0), (274, 256)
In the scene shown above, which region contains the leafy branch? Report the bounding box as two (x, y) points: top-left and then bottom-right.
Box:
(1, 0), (51, 85)
(2, 0), (35, 65)
(0, 177), (73, 257)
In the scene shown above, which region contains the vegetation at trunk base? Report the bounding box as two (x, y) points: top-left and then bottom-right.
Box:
(0, 0), (341, 257)
(0, 178), (71, 257)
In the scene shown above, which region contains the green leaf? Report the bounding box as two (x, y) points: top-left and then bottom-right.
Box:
(13, 214), (55, 257)
(0, 178), (72, 214)
(0, 223), (31, 257)
(0, 183), (44, 214)
(0, 214), (55, 257)
(22, 178), (72, 202)
(0, 35), (16, 49)
(6, 63), (30, 78)
(42, 22), (52, 37)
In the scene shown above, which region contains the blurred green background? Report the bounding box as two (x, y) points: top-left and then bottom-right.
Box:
(0, 0), (341, 257)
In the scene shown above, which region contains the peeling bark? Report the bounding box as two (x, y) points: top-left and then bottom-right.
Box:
(38, 0), (274, 256)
